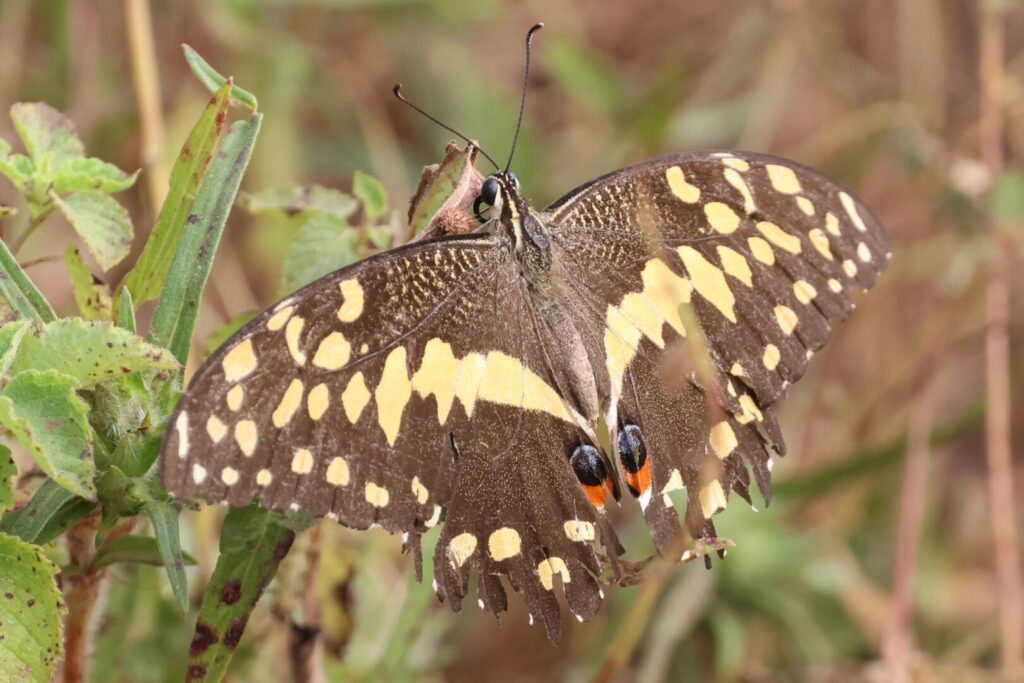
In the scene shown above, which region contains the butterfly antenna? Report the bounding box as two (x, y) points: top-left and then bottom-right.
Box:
(505, 22), (544, 173)
(392, 84), (500, 170)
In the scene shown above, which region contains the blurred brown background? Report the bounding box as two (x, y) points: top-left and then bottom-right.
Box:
(2, 0), (1023, 681)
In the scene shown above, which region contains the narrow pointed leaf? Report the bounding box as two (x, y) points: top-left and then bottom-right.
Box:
(0, 479), (94, 545)
(117, 286), (136, 333)
(0, 239), (55, 322)
(0, 320), (30, 375)
(182, 44), (259, 111)
(144, 499), (190, 612)
(0, 445), (14, 513)
(91, 533), (197, 572)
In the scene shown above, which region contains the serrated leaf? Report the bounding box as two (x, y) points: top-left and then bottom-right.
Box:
(51, 157), (139, 195)
(0, 138), (33, 192)
(991, 171), (1024, 222)
(0, 320), (30, 376)
(279, 214), (359, 296)
(52, 190), (133, 271)
(119, 81), (233, 305)
(0, 370), (94, 499)
(189, 505), (310, 681)
(144, 499), (190, 612)
(0, 479), (94, 545)
(9, 102), (84, 173)
(151, 113), (263, 365)
(0, 445), (13, 513)
(182, 44), (259, 111)
(238, 184), (358, 221)
(353, 170), (387, 220)
(0, 532), (65, 682)
(0, 239), (56, 323)
(8, 319), (178, 387)
(63, 247), (112, 321)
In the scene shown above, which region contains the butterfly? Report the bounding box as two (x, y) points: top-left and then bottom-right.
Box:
(159, 26), (890, 642)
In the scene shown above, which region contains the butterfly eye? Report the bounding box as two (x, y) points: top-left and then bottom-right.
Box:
(480, 177), (499, 205)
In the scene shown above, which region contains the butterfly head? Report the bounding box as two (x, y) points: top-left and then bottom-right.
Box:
(473, 171), (521, 223)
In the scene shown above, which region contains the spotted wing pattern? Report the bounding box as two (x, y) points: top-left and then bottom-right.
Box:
(545, 151), (890, 552)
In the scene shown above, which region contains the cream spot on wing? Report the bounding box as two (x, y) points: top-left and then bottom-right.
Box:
(206, 415), (227, 443)
(808, 228), (833, 260)
(729, 362), (745, 377)
(337, 279), (365, 322)
(424, 505), (442, 528)
(359, 343), (369, 354)
(795, 196), (815, 216)
(739, 394), (763, 422)
(488, 528), (522, 561)
(699, 479), (727, 518)
(665, 165), (700, 203)
(710, 421), (738, 459)
(411, 338), (460, 424)
(365, 482), (389, 507)
(775, 305), (798, 335)
(220, 467), (239, 486)
(766, 164), (802, 194)
(256, 468), (272, 487)
(226, 385), (244, 412)
(284, 316), (307, 365)
(840, 191), (868, 232)
(763, 344), (781, 370)
(564, 519), (596, 542)
(825, 211), (841, 236)
(312, 331), (351, 370)
(448, 533), (477, 567)
(272, 379), (304, 429)
(222, 339), (257, 382)
(828, 278), (843, 293)
(704, 201), (741, 234)
(375, 347), (412, 446)
(662, 468), (684, 495)
(793, 280), (817, 305)
(192, 464), (207, 484)
(677, 246), (736, 322)
(411, 476), (429, 504)
(307, 383), (330, 421)
(843, 259), (858, 278)
(291, 448), (314, 475)
(342, 372), (370, 423)
(723, 168), (756, 213)
(757, 221), (802, 254)
(722, 156), (750, 172)
(234, 420), (257, 456)
(266, 305), (294, 332)
(716, 245), (753, 287)
(857, 242), (872, 262)
(537, 557), (570, 590)
(640, 258), (692, 336)
(478, 352), (574, 423)
(175, 412), (189, 457)
(453, 352), (487, 417)
(748, 236), (775, 265)
(325, 457), (350, 486)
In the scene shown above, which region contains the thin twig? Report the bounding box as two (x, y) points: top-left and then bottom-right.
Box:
(979, 2), (1024, 675)
(61, 513), (102, 683)
(124, 0), (168, 213)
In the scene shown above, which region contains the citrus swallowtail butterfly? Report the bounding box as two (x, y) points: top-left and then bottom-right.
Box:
(159, 29), (890, 643)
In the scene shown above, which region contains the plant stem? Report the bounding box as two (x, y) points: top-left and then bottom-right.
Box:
(124, 0), (168, 212)
(61, 512), (102, 683)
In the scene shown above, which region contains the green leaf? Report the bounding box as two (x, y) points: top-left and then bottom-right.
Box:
(9, 102), (84, 172)
(0, 370), (95, 499)
(116, 286), (136, 333)
(0, 239), (56, 322)
(0, 137), (33, 192)
(91, 533), (196, 572)
(7, 319), (178, 388)
(119, 81), (233, 306)
(63, 247), (112, 321)
(0, 320), (30, 375)
(353, 170), (387, 220)
(182, 44), (259, 111)
(189, 505), (310, 682)
(0, 445), (14, 513)
(51, 157), (139, 195)
(0, 532), (65, 683)
(144, 499), (190, 612)
(279, 214), (359, 295)
(151, 113), (263, 365)
(0, 479), (94, 545)
(203, 311), (255, 360)
(51, 190), (134, 271)
(991, 171), (1024, 221)
(237, 184), (357, 221)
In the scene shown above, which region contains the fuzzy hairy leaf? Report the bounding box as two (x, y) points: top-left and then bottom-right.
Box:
(0, 445), (13, 513)
(52, 191), (134, 271)
(64, 247), (113, 320)
(9, 102), (84, 172)
(51, 157), (138, 195)
(353, 170), (387, 220)
(0, 370), (95, 499)
(0, 321), (29, 376)
(0, 240), (56, 323)
(279, 214), (359, 295)
(7, 319), (178, 387)
(0, 532), (65, 682)
(120, 81), (233, 305)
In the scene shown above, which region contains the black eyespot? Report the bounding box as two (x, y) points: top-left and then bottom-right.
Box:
(617, 424), (647, 474)
(569, 444), (606, 487)
(480, 177), (499, 205)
